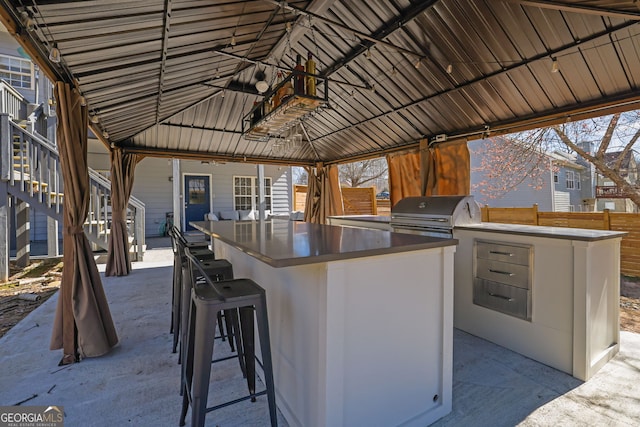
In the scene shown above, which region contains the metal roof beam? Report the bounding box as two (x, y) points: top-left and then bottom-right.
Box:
(266, 0), (432, 68)
(310, 19), (638, 144)
(321, 0), (440, 77)
(506, 0), (640, 20)
(154, 0), (172, 126)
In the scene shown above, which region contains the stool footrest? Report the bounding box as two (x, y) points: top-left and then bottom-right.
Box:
(205, 390), (267, 413)
(212, 354), (239, 364)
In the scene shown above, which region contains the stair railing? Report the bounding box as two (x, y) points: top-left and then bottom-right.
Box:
(1, 112), (145, 260)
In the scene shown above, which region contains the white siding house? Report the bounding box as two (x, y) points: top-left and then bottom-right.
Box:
(469, 138), (591, 212)
(88, 140), (293, 238)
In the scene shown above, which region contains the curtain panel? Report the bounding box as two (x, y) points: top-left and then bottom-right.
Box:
(50, 82), (118, 365)
(303, 164), (344, 224)
(105, 148), (142, 276)
(387, 140), (471, 204)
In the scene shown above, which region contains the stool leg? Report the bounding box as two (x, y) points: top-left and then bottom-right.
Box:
(255, 299), (278, 427)
(179, 298), (197, 425)
(217, 312), (226, 342)
(171, 258), (182, 352)
(178, 265), (192, 366)
(223, 309), (236, 352)
(228, 308), (246, 377)
(239, 306), (256, 400)
(191, 304), (217, 427)
(171, 256), (178, 334)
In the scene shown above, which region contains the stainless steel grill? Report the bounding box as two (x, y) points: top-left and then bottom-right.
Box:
(390, 196), (481, 238)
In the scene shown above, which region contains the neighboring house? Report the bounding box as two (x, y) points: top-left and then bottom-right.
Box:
(594, 150), (639, 213)
(469, 138), (592, 212)
(0, 27), (294, 259)
(87, 140), (294, 237)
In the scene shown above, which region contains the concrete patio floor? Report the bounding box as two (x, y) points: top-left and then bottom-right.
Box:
(1, 236), (639, 426)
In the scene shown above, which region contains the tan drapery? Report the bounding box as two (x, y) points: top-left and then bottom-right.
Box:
(50, 82), (118, 364)
(105, 148), (142, 276)
(387, 140), (471, 203)
(303, 164), (344, 224)
(430, 140), (470, 195)
(387, 148), (422, 206)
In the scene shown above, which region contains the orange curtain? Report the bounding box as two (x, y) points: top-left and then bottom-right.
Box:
(50, 82), (118, 364)
(388, 139), (471, 202)
(431, 141), (470, 195)
(105, 148), (142, 276)
(304, 164), (344, 224)
(386, 148), (422, 206)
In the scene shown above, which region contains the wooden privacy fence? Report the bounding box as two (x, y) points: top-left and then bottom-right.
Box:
(293, 185), (382, 215)
(481, 205), (640, 277)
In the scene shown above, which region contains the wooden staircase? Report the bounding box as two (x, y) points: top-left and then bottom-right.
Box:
(0, 100), (145, 263)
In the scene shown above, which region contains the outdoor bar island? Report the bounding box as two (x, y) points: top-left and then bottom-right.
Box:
(190, 219), (457, 427)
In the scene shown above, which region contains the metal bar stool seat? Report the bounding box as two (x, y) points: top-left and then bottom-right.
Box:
(170, 227), (218, 353)
(178, 258), (239, 370)
(180, 248), (277, 427)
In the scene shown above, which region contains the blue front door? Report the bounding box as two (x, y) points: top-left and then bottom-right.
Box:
(184, 175), (210, 231)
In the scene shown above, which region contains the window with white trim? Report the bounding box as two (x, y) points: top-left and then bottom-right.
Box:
(566, 170), (575, 189)
(553, 172), (558, 183)
(576, 172), (581, 190)
(0, 54), (33, 89)
(233, 176), (272, 211)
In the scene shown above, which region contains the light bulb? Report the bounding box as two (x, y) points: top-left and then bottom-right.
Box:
(49, 45), (61, 63)
(231, 35), (236, 46)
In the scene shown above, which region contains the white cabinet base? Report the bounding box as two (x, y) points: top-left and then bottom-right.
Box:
(454, 229), (621, 381)
(215, 240), (455, 426)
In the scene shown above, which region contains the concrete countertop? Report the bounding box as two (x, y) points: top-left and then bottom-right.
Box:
(327, 215), (626, 242)
(327, 215), (391, 223)
(190, 219), (456, 268)
(456, 222), (627, 241)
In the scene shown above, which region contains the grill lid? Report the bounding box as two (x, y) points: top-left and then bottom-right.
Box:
(390, 195), (481, 229)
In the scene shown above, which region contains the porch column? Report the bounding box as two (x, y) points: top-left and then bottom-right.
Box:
(47, 216), (59, 257)
(257, 164), (266, 220)
(0, 181), (8, 281)
(172, 159), (181, 230)
(15, 198), (30, 268)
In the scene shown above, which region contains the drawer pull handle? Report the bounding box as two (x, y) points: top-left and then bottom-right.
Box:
(488, 292), (514, 302)
(489, 269), (515, 276)
(490, 251), (513, 256)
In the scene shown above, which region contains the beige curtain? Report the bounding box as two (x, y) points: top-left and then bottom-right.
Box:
(304, 163), (344, 224)
(388, 139), (471, 203)
(105, 148), (142, 276)
(431, 141), (470, 195)
(50, 82), (118, 365)
(386, 148), (422, 206)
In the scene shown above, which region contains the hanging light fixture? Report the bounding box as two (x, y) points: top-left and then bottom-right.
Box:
(446, 64), (453, 74)
(231, 35), (237, 46)
(551, 57), (559, 73)
(49, 44), (61, 63)
(255, 70), (269, 93)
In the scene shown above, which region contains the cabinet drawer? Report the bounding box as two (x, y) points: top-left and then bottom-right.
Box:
(476, 241), (531, 266)
(473, 279), (531, 321)
(476, 258), (530, 289)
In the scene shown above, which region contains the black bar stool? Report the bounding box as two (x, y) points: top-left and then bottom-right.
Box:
(178, 258), (239, 371)
(169, 226), (219, 354)
(180, 248), (277, 427)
